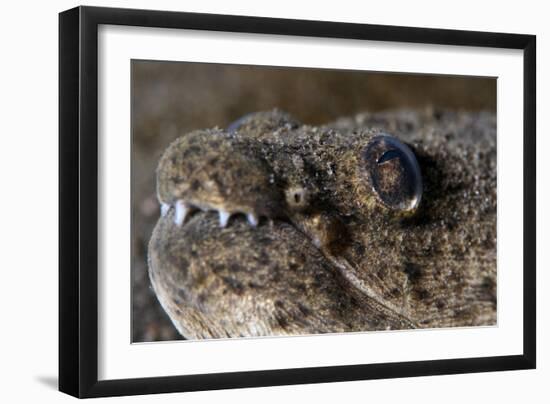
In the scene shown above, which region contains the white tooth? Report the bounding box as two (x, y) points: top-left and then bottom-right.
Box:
(160, 203), (170, 217)
(247, 213), (259, 227)
(174, 201), (189, 226)
(218, 210), (231, 228)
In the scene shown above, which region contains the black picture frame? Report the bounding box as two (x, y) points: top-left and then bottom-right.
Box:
(59, 5), (536, 398)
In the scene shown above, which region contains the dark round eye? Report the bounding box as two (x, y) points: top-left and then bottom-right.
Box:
(362, 134), (422, 211)
(227, 110), (300, 134)
(227, 112), (256, 133)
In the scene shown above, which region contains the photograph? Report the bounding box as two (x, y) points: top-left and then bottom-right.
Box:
(54, 3), (538, 398)
(132, 61), (497, 342)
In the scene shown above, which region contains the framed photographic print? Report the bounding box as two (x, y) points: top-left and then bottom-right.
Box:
(59, 5), (536, 398)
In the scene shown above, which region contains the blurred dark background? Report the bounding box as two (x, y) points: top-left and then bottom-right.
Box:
(131, 60), (496, 342)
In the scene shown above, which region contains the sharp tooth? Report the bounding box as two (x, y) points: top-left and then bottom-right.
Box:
(247, 213), (259, 227)
(160, 203), (170, 217)
(218, 210), (231, 228)
(174, 201), (189, 226)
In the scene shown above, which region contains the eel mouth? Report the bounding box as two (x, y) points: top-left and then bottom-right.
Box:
(158, 198), (419, 330)
(151, 208), (419, 338)
(160, 200), (260, 228)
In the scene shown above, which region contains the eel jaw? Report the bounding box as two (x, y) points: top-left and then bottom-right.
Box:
(160, 199), (261, 228)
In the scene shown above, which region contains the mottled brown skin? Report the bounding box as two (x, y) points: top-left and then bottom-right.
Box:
(148, 109), (497, 339)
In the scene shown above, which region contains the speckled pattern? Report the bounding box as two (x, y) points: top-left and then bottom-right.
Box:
(148, 109), (496, 339)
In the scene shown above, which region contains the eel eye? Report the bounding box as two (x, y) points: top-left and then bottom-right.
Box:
(227, 112), (256, 133)
(362, 134), (422, 211)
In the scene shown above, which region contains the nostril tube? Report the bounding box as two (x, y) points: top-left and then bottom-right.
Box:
(285, 186), (310, 211)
